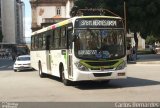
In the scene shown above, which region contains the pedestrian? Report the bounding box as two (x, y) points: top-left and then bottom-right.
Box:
(12, 52), (16, 61)
(132, 46), (136, 61)
(127, 44), (132, 61)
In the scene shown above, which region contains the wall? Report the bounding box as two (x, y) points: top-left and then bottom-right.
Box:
(1, 0), (16, 44)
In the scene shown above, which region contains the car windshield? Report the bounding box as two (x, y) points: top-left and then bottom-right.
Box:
(74, 29), (125, 60)
(17, 56), (30, 61)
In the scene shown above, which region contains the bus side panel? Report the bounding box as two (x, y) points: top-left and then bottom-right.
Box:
(31, 50), (48, 73)
(50, 50), (67, 78)
(30, 51), (38, 70)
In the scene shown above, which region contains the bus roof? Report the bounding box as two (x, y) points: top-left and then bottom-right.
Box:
(31, 16), (122, 36)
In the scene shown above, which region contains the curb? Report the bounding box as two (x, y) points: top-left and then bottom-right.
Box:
(136, 61), (160, 64)
(127, 60), (160, 64)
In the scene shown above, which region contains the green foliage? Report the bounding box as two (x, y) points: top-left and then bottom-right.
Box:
(127, 0), (160, 39)
(0, 30), (3, 42)
(145, 36), (160, 45)
(71, 0), (160, 39)
(145, 36), (157, 45)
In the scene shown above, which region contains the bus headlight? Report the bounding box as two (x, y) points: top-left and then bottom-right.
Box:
(75, 62), (89, 71)
(116, 61), (126, 70)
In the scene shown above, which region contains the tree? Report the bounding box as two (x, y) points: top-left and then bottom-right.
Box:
(145, 35), (158, 45)
(71, 0), (124, 17)
(0, 30), (3, 42)
(71, 0), (160, 39)
(126, 0), (160, 39)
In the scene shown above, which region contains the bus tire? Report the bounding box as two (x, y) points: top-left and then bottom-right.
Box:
(14, 69), (17, 72)
(38, 62), (45, 78)
(61, 66), (71, 86)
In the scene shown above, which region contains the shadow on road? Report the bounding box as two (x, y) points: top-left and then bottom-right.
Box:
(0, 69), (13, 71)
(45, 74), (62, 82)
(44, 74), (160, 90)
(14, 69), (35, 72)
(74, 77), (160, 90)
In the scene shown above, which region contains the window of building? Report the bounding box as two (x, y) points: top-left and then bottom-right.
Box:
(56, 6), (61, 16)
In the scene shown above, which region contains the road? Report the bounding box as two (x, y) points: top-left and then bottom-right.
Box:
(0, 58), (14, 71)
(0, 57), (160, 102)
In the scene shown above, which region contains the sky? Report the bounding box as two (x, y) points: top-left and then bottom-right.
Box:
(22, 0), (32, 43)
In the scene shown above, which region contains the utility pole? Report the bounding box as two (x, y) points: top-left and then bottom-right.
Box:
(124, 0), (127, 35)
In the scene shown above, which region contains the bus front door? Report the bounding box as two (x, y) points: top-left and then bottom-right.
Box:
(68, 49), (73, 78)
(46, 35), (51, 74)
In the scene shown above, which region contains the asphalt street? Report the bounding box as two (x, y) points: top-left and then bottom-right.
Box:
(0, 54), (160, 102)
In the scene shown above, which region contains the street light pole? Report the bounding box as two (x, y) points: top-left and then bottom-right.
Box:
(124, 0), (127, 35)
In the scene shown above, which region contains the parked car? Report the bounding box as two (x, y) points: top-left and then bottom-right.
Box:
(13, 55), (32, 72)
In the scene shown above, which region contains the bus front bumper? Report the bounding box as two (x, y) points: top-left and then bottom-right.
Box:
(72, 68), (127, 81)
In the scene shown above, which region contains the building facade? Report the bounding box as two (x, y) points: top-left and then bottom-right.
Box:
(1, 0), (25, 44)
(16, 0), (25, 44)
(0, 0), (2, 32)
(30, 0), (74, 32)
(127, 32), (145, 50)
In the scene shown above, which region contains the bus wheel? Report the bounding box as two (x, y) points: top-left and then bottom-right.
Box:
(61, 66), (71, 86)
(38, 62), (45, 78)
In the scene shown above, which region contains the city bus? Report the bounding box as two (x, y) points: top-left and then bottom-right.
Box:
(0, 43), (29, 60)
(31, 16), (126, 85)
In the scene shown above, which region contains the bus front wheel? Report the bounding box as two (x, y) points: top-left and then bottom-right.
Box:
(61, 66), (71, 86)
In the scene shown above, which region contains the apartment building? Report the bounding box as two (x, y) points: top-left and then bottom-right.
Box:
(1, 0), (25, 44)
(0, 0), (2, 31)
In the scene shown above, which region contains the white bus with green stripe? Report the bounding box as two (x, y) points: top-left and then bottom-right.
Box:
(31, 16), (127, 85)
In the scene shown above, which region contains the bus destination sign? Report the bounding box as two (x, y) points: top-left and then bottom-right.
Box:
(75, 18), (123, 28)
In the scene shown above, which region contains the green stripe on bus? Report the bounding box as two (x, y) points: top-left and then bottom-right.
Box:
(79, 59), (123, 69)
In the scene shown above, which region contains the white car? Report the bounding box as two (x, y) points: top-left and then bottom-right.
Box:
(154, 46), (160, 54)
(13, 55), (32, 72)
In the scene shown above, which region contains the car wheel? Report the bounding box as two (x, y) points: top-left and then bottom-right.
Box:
(14, 69), (17, 72)
(38, 62), (45, 78)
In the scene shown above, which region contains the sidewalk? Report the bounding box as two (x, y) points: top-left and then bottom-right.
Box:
(135, 54), (160, 64)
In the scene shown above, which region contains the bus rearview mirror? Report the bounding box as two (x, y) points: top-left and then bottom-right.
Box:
(71, 33), (77, 42)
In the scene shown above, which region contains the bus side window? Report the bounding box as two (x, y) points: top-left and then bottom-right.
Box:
(54, 28), (61, 49)
(46, 35), (50, 50)
(67, 23), (73, 49)
(31, 36), (35, 50)
(42, 33), (46, 50)
(50, 30), (54, 49)
(39, 35), (43, 50)
(35, 35), (39, 50)
(61, 27), (66, 48)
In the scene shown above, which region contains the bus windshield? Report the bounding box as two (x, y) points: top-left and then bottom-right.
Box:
(74, 29), (125, 60)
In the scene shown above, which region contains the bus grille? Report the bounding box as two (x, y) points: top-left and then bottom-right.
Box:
(85, 61), (118, 66)
(93, 73), (112, 77)
(90, 67), (114, 70)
